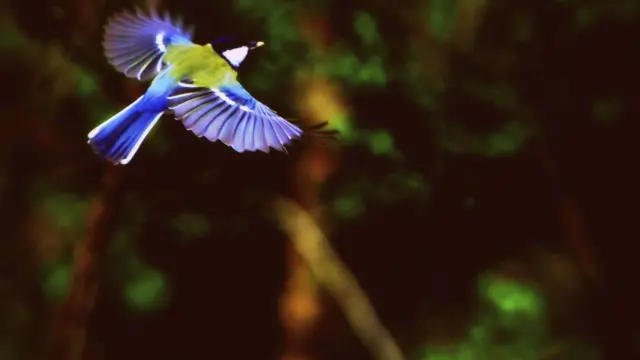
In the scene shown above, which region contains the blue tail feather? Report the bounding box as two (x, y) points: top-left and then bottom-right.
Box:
(88, 96), (164, 165)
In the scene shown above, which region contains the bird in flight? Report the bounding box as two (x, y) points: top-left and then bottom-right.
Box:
(88, 7), (336, 165)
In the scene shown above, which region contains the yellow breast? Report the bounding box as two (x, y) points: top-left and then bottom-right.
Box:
(164, 44), (237, 88)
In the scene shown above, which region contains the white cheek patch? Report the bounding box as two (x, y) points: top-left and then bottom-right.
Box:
(221, 46), (249, 67)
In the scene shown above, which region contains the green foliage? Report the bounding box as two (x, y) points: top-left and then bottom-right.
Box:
(464, 83), (518, 111)
(332, 171), (429, 221)
(233, 0), (300, 52)
(0, 12), (25, 52)
(353, 12), (379, 47)
(74, 67), (99, 96)
(375, 172), (429, 202)
(329, 113), (357, 142)
(42, 261), (72, 304)
(478, 272), (545, 319)
(338, 127), (398, 156)
(235, 1), (388, 87)
(421, 271), (599, 360)
(104, 198), (170, 312)
(324, 49), (387, 86)
(438, 119), (535, 157)
(123, 266), (169, 312)
(333, 195), (366, 221)
(327, 51), (361, 79)
(427, 0), (458, 42)
(171, 213), (211, 242)
(331, 117), (435, 212)
(355, 55), (387, 85)
(367, 130), (395, 156)
(232, 0), (306, 92)
(37, 191), (91, 238)
(2, 0), (631, 357)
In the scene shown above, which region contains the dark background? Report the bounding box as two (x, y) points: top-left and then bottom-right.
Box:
(0, 0), (637, 359)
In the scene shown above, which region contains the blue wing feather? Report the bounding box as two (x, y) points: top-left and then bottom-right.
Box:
(103, 8), (194, 81)
(167, 81), (303, 153)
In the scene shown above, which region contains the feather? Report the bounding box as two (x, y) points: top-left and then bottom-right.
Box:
(167, 81), (304, 153)
(88, 96), (164, 164)
(103, 8), (194, 81)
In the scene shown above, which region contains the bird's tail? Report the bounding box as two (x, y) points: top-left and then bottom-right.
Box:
(88, 96), (165, 165)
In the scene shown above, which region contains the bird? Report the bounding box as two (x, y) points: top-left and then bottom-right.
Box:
(88, 7), (336, 165)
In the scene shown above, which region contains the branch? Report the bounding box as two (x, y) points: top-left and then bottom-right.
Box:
(274, 197), (406, 360)
(47, 167), (124, 360)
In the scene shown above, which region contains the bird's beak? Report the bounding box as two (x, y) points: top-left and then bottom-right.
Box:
(255, 41), (265, 48)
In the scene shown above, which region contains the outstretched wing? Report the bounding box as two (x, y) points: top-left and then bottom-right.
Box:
(167, 81), (304, 153)
(103, 8), (194, 81)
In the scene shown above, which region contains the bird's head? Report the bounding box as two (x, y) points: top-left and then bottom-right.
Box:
(210, 36), (265, 69)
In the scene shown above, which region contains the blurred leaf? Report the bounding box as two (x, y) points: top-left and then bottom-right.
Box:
(375, 171), (430, 202)
(38, 192), (91, 237)
(332, 51), (362, 80)
(330, 112), (357, 142)
(333, 195), (365, 220)
(354, 12), (379, 46)
(42, 261), (71, 304)
(265, 4), (300, 47)
(357, 55), (387, 85)
(438, 119), (535, 157)
(479, 273), (545, 317)
(428, 0), (458, 42)
(0, 19), (25, 52)
(465, 83), (518, 110)
(329, 49), (387, 86)
(368, 130), (395, 156)
(123, 267), (169, 312)
(171, 213), (211, 242)
(74, 67), (99, 96)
